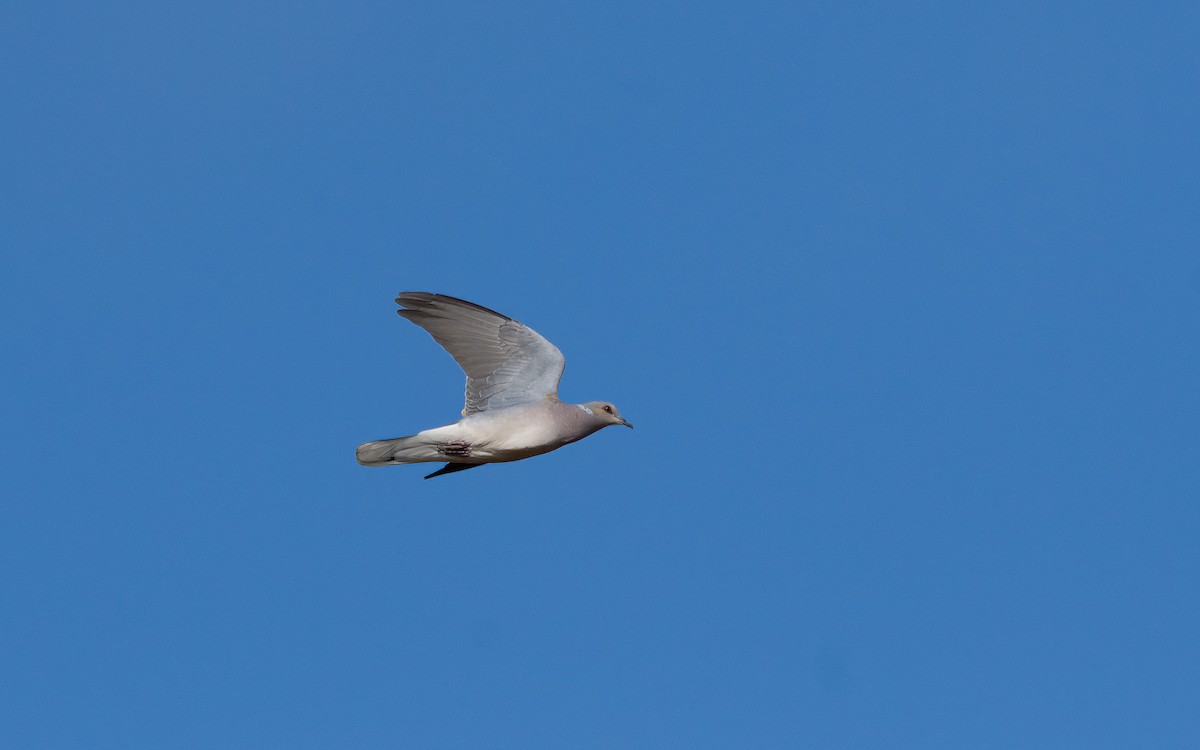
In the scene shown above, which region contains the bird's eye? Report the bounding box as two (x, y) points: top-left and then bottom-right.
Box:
(603, 405), (613, 413)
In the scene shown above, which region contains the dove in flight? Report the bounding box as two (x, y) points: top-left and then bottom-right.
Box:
(356, 292), (632, 479)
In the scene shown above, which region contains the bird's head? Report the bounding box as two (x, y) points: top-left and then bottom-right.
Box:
(582, 401), (633, 429)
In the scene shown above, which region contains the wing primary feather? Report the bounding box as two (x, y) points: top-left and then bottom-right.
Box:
(423, 462), (484, 480)
(394, 292), (567, 415)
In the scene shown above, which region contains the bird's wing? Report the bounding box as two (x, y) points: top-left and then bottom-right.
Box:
(395, 292), (566, 416)
(424, 462), (484, 480)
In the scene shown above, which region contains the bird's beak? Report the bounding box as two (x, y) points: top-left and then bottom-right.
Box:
(619, 418), (633, 429)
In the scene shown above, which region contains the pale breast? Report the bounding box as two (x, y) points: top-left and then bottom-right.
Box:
(456, 403), (558, 455)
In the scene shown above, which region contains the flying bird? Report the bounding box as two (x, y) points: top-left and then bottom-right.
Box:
(356, 292), (632, 479)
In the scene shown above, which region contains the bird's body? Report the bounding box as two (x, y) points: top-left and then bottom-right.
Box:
(357, 399), (606, 465)
(356, 293), (631, 479)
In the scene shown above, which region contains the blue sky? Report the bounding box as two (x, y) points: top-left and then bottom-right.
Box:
(2, 1), (1198, 747)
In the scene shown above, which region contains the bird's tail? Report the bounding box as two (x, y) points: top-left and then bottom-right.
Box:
(356, 435), (443, 466)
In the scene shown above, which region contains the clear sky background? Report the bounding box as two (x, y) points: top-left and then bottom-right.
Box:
(2, 2), (1198, 748)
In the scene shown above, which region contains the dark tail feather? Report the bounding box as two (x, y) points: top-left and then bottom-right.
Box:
(424, 463), (484, 480)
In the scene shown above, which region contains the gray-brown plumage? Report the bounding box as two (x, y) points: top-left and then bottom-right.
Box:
(356, 293), (631, 479)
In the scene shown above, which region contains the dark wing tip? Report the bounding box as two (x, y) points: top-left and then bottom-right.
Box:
(423, 462), (485, 480)
(395, 292), (514, 323)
